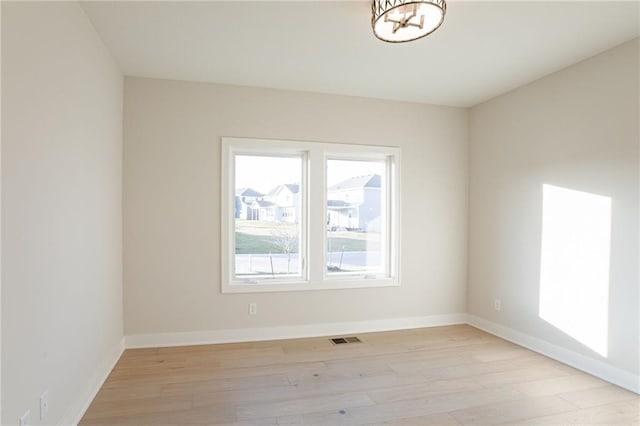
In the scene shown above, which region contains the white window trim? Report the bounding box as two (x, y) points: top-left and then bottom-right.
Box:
(221, 137), (401, 294)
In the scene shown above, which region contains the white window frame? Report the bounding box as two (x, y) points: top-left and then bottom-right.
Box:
(221, 137), (400, 293)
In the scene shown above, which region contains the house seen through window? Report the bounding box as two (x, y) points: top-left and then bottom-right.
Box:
(234, 155), (302, 277)
(326, 159), (387, 275)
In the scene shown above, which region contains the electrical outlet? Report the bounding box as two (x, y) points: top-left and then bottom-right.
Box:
(248, 303), (257, 315)
(40, 390), (49, 419)
(494, 299), (501, 311)
(19, 409), (30, 426)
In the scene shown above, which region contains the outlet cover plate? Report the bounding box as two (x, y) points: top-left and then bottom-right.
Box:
(248, 303), (257, 315)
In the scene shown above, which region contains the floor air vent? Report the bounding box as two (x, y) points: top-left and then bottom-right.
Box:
(330, 336), (361, 345)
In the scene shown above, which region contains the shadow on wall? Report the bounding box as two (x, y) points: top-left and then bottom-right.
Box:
(538, 184), (612, 358)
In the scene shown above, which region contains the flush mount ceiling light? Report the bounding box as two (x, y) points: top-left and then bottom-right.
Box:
(372, 0), (446, 43)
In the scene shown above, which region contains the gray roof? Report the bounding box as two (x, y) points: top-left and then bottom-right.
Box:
(267, 183), (300, 196)
(235, 187), (263, 197)
(329, 174), (380, 191)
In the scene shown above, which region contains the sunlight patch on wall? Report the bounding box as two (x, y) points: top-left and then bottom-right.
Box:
(539, 184), (611, 357)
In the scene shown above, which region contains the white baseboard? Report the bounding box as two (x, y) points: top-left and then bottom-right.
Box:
(125, 313), (468, 349)
(467, 314), (640, 394)
(58, 337), (125, 426)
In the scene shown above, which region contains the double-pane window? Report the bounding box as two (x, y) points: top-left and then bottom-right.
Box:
(221, 138), (399, 293)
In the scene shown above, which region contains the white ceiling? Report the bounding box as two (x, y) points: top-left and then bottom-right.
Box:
(81, 1), (639, 107)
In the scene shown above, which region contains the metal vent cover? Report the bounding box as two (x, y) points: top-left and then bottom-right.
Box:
(330, 336), (362, 345)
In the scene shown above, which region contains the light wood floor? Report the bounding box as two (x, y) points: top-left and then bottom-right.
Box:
(80, 325), (639, 425)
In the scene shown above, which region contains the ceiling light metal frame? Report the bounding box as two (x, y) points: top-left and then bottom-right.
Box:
(372, 0), (447, 43)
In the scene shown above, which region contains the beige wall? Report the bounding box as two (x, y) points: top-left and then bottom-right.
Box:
(2, 2), (123, 425)
(123, 77), (468, 335)
(468, 40), (639, 375)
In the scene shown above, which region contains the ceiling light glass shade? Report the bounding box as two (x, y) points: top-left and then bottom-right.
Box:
(372, 0), (446, 43)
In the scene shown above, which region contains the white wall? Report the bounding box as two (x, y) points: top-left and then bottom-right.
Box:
(468, 40), (639, 379)
(123, 77), (468, 336)
(2, 3), (123, 425)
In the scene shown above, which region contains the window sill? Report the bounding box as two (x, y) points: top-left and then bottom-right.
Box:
(221, 278), (399, 294)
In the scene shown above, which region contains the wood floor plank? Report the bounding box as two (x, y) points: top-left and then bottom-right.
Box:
(236, 391), (375, 420)
(449, 395), (577, 425)
(420, 354), (563, 381)
(82, 403), (237, 425)
(506, 373), (610, 397)
(82, 394), (193, 420)
(469, 365), (572, 387)
(79, 325), (639, 425)
(346, 387), (523, 424)
(277, 409), (357, 425)
(287, 358), (395, 385)
(91, 383), (164, 402)
(366, 378), (484, 404)
(161, 373), (291, 395)
(363, 412), (461, 425)
(557, 384), (639, 408)
(501, 400), (640, 425)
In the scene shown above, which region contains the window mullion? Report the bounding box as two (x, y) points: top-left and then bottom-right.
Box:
(307, 147), (325, 283)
